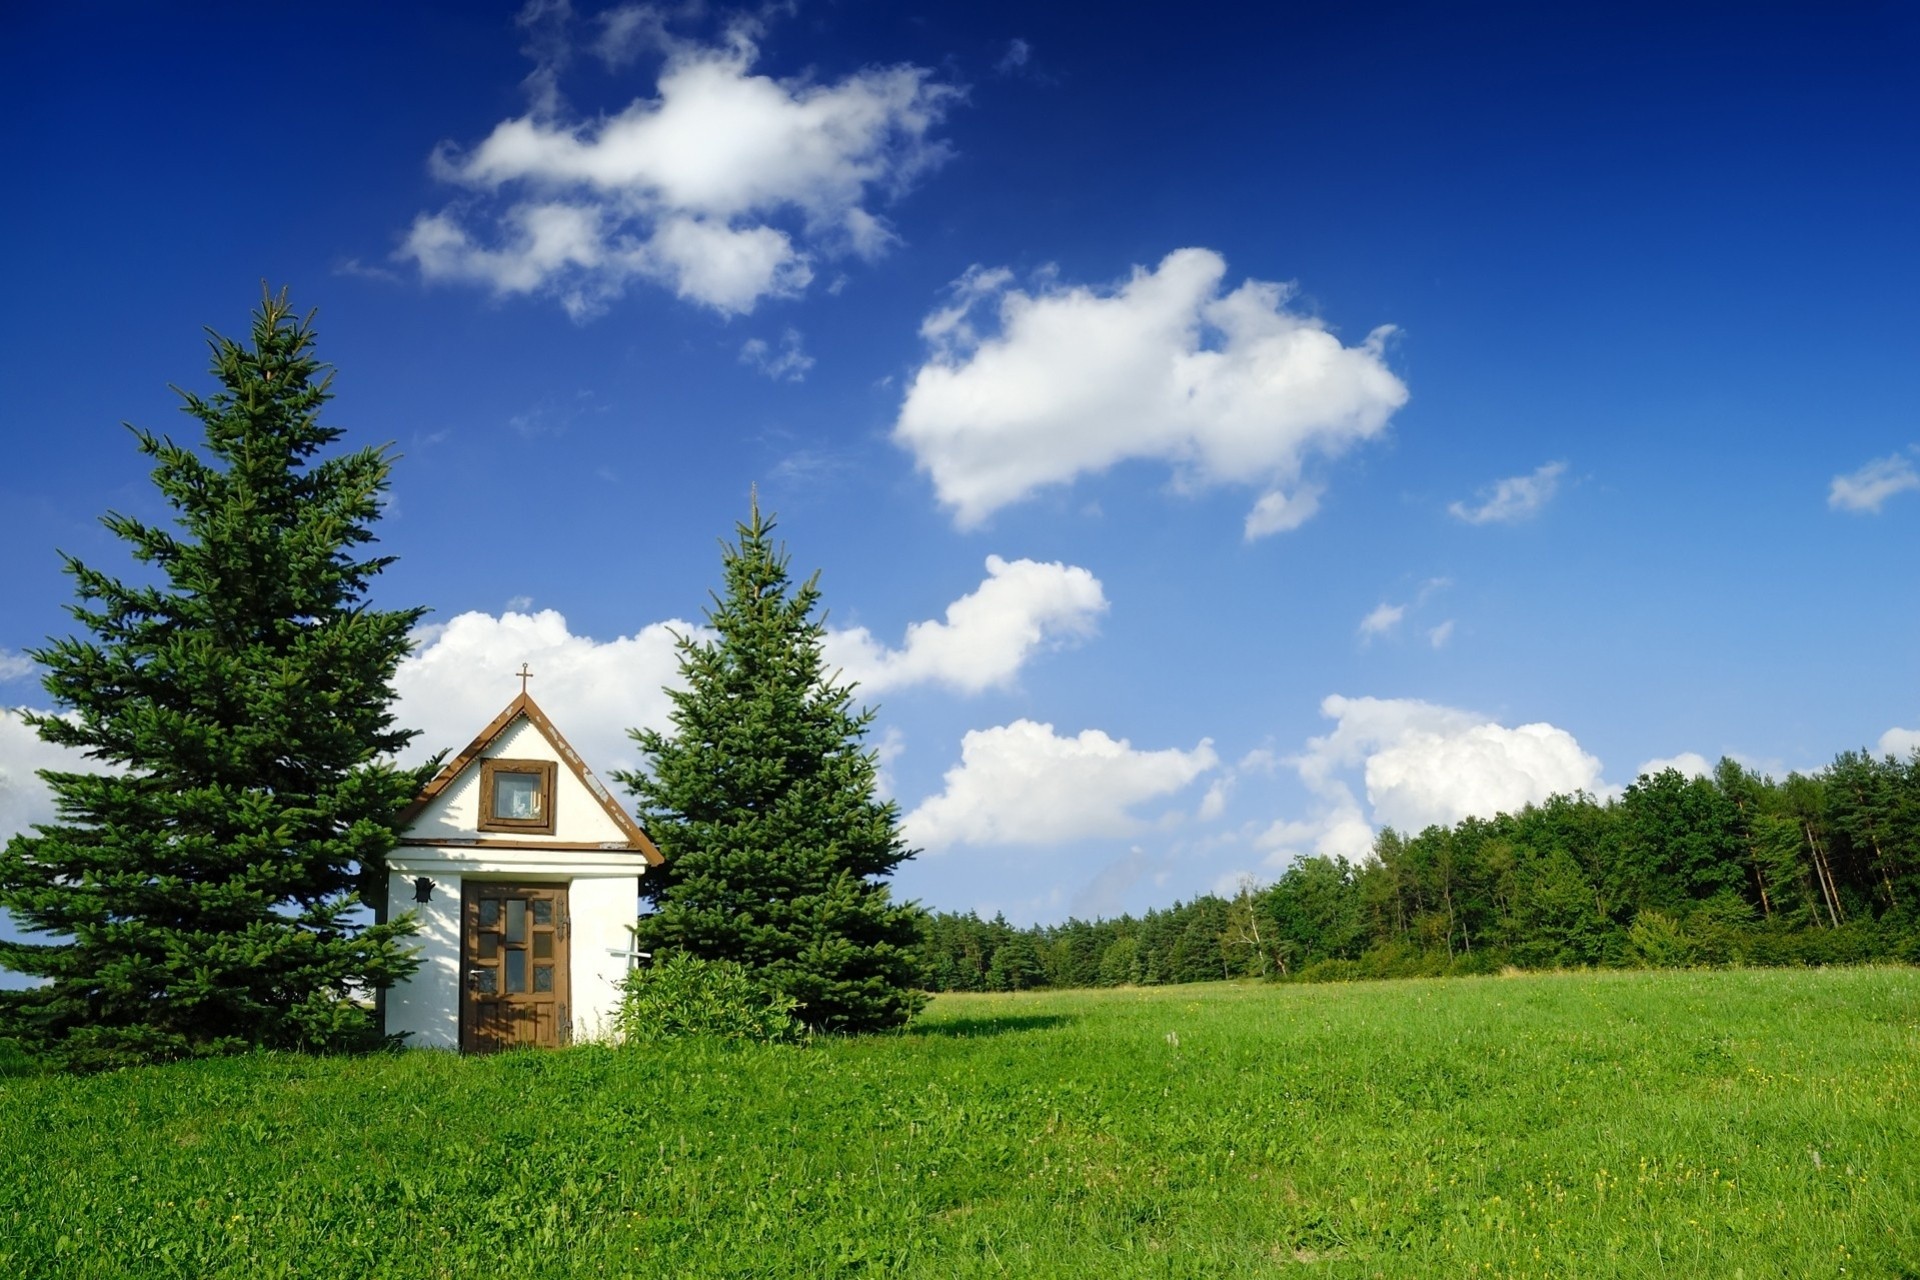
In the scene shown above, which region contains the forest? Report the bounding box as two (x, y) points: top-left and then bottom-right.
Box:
(915, 749), (1920, 990)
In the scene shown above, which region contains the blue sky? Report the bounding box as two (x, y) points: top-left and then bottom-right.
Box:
(2, 0), (1917, 925)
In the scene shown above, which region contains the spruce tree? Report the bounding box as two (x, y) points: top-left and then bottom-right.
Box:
(0, 288), (427, 1070)
(617, 499), (927, 1033)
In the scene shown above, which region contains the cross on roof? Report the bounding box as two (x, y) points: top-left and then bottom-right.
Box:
(515, 663), (534, 695)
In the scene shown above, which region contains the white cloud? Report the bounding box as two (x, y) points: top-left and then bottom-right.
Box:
(1244, 484), (1323, 539)
(1271, 695), (1605, 849)
(396, 608), (698, 778)
(1636, 752), (1714, 781)
(994, 38), (1032, 75)
(399, 561), (1100, 783)
(1256, 803), (1377, 868)
(740, 328), (815, 382)
(1357, 602), (1405, 641)
(401, 8), (959, 316)
(402, 549), (1109, 785)
(0, 709), (99, 846)
(1359, 578), (1450, 646)
(0, 651), (35, 684)
(1448, 460), (1567, 525)
(822, 555), (1106, 695)
(1829, 451), (1919, 514)
(1880, 726), (1920, 758)
(1427, 620), (1455, 648)
(903, 720), (1218, 850)
(892, 248), (1408, 535)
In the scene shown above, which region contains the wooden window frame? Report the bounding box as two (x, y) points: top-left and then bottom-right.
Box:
(478, 758), (558, 835)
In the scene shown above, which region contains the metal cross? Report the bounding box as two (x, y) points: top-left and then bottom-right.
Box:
(515, 663), (534, 694)
(606, 944), (653, 971)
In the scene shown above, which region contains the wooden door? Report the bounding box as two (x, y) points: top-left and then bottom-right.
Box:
(461, 882), (570, 1052)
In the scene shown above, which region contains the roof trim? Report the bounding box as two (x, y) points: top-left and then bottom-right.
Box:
(397, 692), (663, 866)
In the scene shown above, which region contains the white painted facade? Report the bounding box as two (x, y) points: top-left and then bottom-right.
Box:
(381, 696), (658, 1050)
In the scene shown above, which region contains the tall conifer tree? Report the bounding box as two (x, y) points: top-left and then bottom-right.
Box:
(618, 499), (926, 1033)
(0, 289), (426, 1069)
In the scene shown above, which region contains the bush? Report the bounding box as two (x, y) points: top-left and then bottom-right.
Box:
(0, 1037), (39, 1077)
(614, 952), (803, 1045)
(1626, 910), (1698, 968)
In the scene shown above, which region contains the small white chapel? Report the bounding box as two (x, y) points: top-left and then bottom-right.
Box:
(376, 681), (661, 1052)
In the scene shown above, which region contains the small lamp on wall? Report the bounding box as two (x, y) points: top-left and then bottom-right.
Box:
(412, 877), (435, 904)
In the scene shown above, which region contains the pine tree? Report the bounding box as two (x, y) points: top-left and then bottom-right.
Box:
(0, 288), (427, 1070)
(617, 499), (927, 1033)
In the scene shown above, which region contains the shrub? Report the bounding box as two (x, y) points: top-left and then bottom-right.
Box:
(0, 1037), (39, 1077)
(1626, 910), (1697, 968)
(614, 951), (803, 1045)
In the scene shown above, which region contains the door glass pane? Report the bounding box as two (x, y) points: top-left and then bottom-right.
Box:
(533, 933), (552, 959)
(492, 772), (543, 820)
(505, 949), (527, 993)
(534, 964), (553, 992)
(506, 900), (527, 942)
(477, 932), (498, 960)
(471, 968), (496, 994)
(479, 899), (500, 928)
(532, 900), (553, 925)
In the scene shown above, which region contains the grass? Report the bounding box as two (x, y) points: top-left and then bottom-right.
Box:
(4, 967), (1918, 1278)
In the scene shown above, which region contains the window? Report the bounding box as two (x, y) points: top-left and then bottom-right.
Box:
(478, 758), (557, 834)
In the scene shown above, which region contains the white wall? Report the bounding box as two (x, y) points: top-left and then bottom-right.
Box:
(381, 868), (639, 1049)
(569, 874), (641, 1041)
(407, 718), (629, 846)
(384, 870), (464, 1050)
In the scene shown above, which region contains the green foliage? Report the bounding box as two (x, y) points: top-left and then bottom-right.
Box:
(917, 751), (1920, 993)
(1625, 909), (1697, 968)
(4, 970), (1916, 1276)
(0, 288), (426, 1070)
(616, 499), (926, 1034)
(984, 932), (1044, 991)
(614, 951), (803, 1044)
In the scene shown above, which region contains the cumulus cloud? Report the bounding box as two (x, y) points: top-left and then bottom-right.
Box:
(1338, 697), (1603, 832)
(740, 328), (814, 381)
(396, 608), (697, 777)
(403, 560), (1103, 778)
(1256, 804), (1377, 868)
(0, 709), (100, 846)
(903, 720), (1218, 850)
(1636, 752), (1714, 781)
(1880, 726), (1920, 758)
(400, 4), (959, 316)
(1255, 695), (1606, 864)
(0, 651), (35, 684)
(823, 555), (1106, 696)
(1829, 451), (1919, 514)
(892, 248), (1408, 535)
(1357, 602), (1405, 641)
(1448, 460), (1567, 525)
(1244, 484), (1323, 539)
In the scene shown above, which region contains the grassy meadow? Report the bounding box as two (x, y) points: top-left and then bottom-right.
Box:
(4, 967), (1917, 1278)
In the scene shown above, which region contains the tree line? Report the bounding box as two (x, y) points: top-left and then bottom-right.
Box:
(916, 752), (1920, 990)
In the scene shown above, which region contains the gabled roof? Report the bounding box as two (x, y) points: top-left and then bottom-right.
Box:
(397, 692), (663, 865)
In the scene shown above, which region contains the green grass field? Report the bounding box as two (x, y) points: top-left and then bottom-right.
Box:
(5, 967), (1917, 1278)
